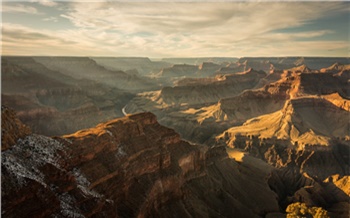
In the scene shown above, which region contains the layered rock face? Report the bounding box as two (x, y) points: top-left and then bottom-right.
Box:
(125, 69), (266, 117)
(3, 57), (350, 217)
(217, 97), (350, 148)
(157, 64), (199, 78)
(197, 62), (222, 77)
(158, 68), (266, 106)
(298, 72), (349, 97)
(124, 63), (350, 145)
(1, 106), (31, 151)
(153, 63), (224, 87)
(215, 96), (350, 217)
(2, 108), (282, 218)
(123, 69), (267, 144)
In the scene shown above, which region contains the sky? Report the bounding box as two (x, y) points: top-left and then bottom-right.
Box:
(1, 0), (349, 58)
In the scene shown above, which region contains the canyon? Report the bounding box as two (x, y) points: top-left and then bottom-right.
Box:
(2, 56), (350, 217)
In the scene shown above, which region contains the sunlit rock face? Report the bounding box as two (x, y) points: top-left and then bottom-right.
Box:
(215, 95), (350, 217)
(2, 108), (283, 218)
(124, 59), (350, 148)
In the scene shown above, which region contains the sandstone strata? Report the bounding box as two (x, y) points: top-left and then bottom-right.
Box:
(2, 109), (281, 217)
(1, 106), (31, 151)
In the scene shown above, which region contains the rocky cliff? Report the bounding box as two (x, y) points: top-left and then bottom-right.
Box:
(320, 62), (350, 74)
(298, 72), (349, 97)
(1, 106), (31, 151)
(217, 96), (349, 147)
(2, 108), (284, 218)
(158, 68), (266, 106)
(214, 95), (350, 217)
(157, 64), (199, 78)
(197, 62), (222, 77)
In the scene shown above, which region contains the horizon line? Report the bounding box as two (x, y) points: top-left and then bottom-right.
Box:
(1, 55), (349, 59)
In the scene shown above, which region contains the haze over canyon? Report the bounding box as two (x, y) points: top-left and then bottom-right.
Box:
(2, 56), (349, 218)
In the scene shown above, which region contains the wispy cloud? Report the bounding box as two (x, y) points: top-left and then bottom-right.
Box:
(1, 23), (98, 56)
(2, 2), (349, 57)
(57, 2), (348, 56)
(1, 3), (41, 14)
(32, 0), (58, 7)
(43, 16), (59, 22)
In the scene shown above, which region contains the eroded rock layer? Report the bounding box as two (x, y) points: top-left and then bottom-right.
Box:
(2, 108), (281, 218)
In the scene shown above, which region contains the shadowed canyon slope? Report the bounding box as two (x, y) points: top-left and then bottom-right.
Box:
(2, 108), (283, 218)
(2, 56), (135, 136)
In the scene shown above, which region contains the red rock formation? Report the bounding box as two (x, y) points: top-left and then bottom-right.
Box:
(2, 109), (281, 217)
(1, 106), (31, 151)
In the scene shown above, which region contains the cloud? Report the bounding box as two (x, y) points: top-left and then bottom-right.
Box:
(1, 23), (94, 56)
(2, 23), (73, 43)
(32, 0), (58, 7)
(62, 2), (343, 32)
(43, 16), (59, 22)
(1, 4), (40, 14)
(2, 2), (349, 57)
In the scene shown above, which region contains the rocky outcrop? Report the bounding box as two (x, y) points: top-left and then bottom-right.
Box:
(150, 73), (297, 144)
(157, 64), (198, 78)
(268, 167), (349, 217)
(217, 89), (287, 121)
(1, 135), (116, 217)
(1, 106), (31, 151)
(215, 95), (350, 216)
(284, 64), (313, 74)
(158, 69), (266, 106)
(320, 62), (350, 74)
(2, 109), (282, 218)
(196, 62), (222, 77)
(298, 72), (349, 97)
(122, 69), (268, 144)
(215, 64), (246, 75)
(218, 97), (350, 148)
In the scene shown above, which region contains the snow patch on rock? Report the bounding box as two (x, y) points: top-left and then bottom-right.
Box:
(1, 134), (66, 188)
